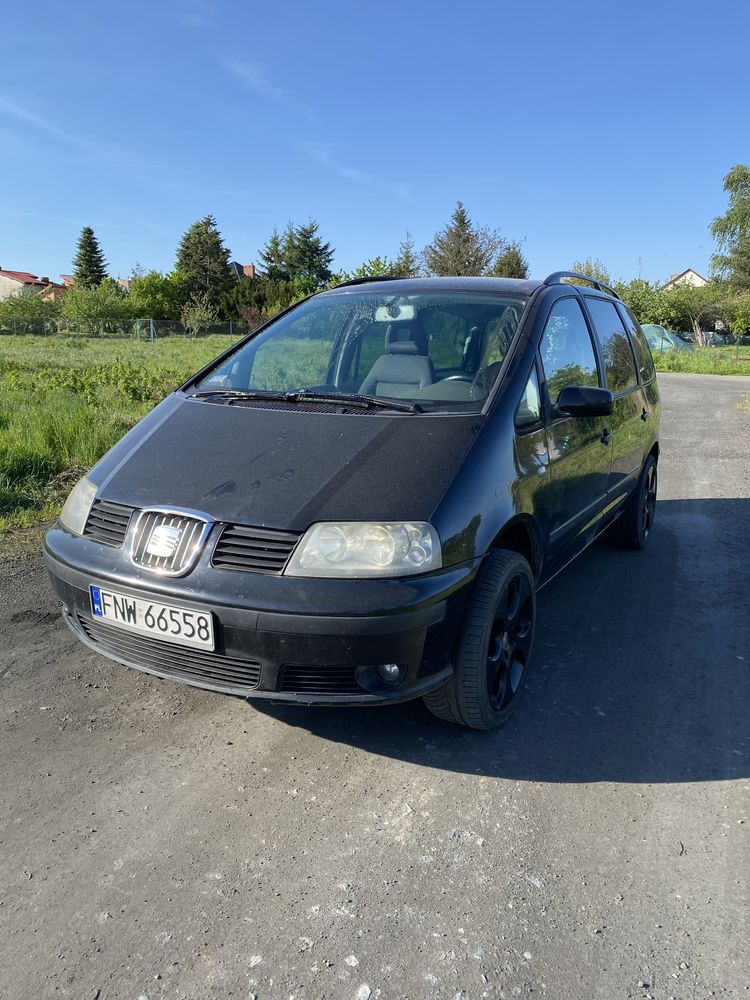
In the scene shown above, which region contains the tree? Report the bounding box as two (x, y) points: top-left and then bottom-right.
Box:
(347, 256), (395, 280)
(392, 232), (421, 278)
(175, 215), (233, 311)
(490, 240), (530, 279)
(0, 287), (60, 333)
(423, 201), (504, 276)
(656, 282), (721, 346)
(257, 220), (334, 288)
(614, 278), (662, 324)
(181, 291), (219, 337)
(258, 228), (290, 282)
(568, 258), (612, 287)
(128, 270), (188, 320)
(714, 291), (750, 348)
(284, 220), (334, 287)
(710, 164), (750, 291)
(73, 226), (108, 287)
(60, 278), (132, 332)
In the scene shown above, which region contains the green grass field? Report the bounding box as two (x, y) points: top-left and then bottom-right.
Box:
(652, 345), (750, 374)
(0, 335), (237, 533)
(2, 333), (749, 537)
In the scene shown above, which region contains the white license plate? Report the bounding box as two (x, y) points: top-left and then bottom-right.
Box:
(89, 585), (214, 650)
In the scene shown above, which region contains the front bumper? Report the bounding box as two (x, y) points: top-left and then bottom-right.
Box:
(44, 527), (479, 705)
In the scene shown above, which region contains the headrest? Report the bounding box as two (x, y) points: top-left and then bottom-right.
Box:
(385, 324), (419, 354)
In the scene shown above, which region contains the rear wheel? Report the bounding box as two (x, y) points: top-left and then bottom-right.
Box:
(423, 549), (536, 731)
(608, 455), (657, 549)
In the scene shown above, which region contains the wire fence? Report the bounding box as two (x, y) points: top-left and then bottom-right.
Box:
(0, 318), (253, 339)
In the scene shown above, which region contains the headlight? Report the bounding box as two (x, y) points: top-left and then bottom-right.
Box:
(285, 521), (441, 578)
(58, 476), (97, 536)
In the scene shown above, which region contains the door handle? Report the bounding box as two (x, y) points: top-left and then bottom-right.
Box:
(600, 429), (613, 446)
(641, 408), (649, 421)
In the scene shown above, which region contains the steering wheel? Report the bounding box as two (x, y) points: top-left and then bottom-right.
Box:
(440, 374), (474, 383)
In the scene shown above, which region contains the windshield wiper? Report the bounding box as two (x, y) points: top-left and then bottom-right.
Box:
(192, 389), (291, 401)
(291, 390), (421, 413)
(192, 388), (420, 413)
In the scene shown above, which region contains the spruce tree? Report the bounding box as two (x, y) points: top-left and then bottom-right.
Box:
(490, 240), (530, 279)
(175, 215), (232, 309)
(285, 220), (334, 287)
(258, 227), (291, 282)
(73, 226), (108, 287)
(392, 232), (421, 278)
(423, 202), (503, 276)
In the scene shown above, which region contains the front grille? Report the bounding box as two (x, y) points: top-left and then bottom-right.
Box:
(212, 524), (301, 574)
(76, 613), (261, 694)
(130, 510), (211, 576)
(278, 664), (362, 695)
(83, 500), (137, 548)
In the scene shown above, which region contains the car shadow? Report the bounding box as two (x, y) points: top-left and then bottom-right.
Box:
(252, 498), (749, 783)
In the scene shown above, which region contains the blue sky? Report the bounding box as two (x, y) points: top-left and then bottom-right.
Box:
(1, 0), (748, 284)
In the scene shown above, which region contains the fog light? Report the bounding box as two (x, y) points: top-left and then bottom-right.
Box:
(377, 663), (403, 684)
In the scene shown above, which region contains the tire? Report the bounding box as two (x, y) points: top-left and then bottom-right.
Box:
(423, 549), (536, 731)
(608, 455), (658, 550)
(422, 675), (463, 725)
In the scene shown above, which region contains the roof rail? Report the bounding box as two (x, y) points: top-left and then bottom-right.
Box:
(544, 271), (620, 299)
(329, 274), (405, 290)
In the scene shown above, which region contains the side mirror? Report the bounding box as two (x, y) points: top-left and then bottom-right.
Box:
(556, 385), (614, 417)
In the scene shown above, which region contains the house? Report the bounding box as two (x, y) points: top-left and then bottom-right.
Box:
(228, 261), (256, 280)
(661, 268), (708, 291)
(0, 267), (65, 301)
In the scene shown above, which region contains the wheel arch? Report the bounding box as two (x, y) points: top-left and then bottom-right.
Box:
(490, 515), (543, 580)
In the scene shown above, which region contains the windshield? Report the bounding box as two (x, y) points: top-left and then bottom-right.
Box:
(193, 289), (528, 412)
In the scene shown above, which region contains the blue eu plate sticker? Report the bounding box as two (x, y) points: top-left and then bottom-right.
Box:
(90, 586), (103, 617)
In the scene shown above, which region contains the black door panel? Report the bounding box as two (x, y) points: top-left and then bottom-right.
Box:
(537, 297), (612, 575)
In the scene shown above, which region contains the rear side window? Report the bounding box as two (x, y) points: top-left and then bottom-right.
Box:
(539, 297), (600, 404)
(585, 297), (639, 392)
(616, 303), (657, 382)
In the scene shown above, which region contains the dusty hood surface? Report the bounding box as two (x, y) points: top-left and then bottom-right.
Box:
(92, 396), (480, 530)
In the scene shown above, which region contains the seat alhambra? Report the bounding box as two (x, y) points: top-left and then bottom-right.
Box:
(45, 273), (660, 730)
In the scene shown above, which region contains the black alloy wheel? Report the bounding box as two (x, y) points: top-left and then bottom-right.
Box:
(608, 454), (658, 550)
(641, 462), (657, 541)
(485, 572), (534, 714)
(423, 549), (536, 730)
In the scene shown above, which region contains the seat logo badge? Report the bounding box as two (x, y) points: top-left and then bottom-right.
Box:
(145, 524), (182, 559)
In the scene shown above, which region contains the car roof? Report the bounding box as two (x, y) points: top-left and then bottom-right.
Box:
(318, 276), (543, 297)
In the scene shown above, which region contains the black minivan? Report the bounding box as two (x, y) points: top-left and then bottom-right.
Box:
(45, 273), (660, 730)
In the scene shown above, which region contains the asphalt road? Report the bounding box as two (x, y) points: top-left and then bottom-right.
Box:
(1, 373), (749, 1000)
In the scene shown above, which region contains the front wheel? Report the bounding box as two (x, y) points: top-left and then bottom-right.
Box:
(423, 550), (536, 731)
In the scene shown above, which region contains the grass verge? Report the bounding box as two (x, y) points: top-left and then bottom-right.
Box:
(653, 346), (750, 374)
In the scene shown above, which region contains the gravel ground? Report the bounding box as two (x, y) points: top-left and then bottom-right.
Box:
(1, 373), (748, 1000)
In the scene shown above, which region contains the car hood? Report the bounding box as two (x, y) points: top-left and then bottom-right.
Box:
(91, 395), (481, 530)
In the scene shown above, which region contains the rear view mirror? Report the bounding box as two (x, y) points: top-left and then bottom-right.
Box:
(556, 385), (614, 417)
(374, 301), (416, 323)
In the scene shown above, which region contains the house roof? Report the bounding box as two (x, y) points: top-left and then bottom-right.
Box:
(0, 268), (65, 289)
(0, 268), (50, 286)
(663, 267), (708, 286)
